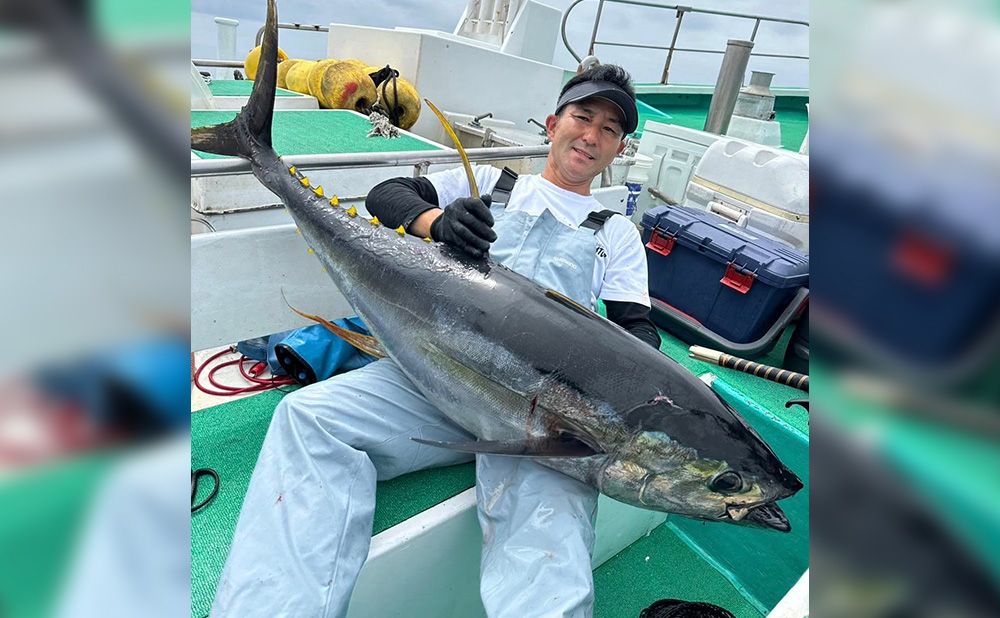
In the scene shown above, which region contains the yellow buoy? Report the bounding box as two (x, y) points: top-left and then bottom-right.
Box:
(276, 58), (301, 89)
(306, 59), (340, 98)
(244, 45), (289, 81)
(375, 76), (421, 130)
(341, 58), (369, 70)
(315, 62), (377, 112)
(285, 60), (318, 95)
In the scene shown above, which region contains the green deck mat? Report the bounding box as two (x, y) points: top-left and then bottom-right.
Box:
(191, 110), (443, 159)
(208, 80), (299, 97)
(655, 324), (807, 435)
(190, 389), (474, 618)
(593, 522), (763, 618)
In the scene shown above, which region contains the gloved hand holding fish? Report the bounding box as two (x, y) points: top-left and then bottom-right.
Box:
(430, 195), (498, 258)
(192, 0), (801, 534)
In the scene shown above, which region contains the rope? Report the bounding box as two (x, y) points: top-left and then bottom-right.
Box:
(369, 65), (402, 127)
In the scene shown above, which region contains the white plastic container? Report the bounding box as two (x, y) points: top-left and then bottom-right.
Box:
(631, 121), (721, 224)
(683, 138), (809, 252)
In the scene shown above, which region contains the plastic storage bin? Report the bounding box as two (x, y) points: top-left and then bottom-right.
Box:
(640, 205), (809, 353)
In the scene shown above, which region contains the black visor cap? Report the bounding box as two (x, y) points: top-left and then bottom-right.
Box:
(555, 80), (638, 135)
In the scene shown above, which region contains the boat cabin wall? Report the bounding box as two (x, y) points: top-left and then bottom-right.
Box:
(326, 24), (565, 145)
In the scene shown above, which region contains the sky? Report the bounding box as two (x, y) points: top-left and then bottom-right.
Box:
(191, 0), (808, 87)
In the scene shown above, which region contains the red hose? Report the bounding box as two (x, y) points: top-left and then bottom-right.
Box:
(194, 347), (294, 396)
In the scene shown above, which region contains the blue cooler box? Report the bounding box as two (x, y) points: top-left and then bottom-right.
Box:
(640, 205), (809, 348)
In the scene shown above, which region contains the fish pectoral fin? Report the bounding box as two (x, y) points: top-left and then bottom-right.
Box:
(544, 289), (598, 319)
(411, 435), (601, 458)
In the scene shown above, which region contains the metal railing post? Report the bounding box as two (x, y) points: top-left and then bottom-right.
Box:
(660, 7), (687, 85)
(750, 18), (761, 42)
(704, 39), (753, 135)
(588, 0), (606, 56)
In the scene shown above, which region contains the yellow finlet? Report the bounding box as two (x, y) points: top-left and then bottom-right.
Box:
(313, 185), (325, 197)
(299, 176), (310, 187)
(370, 216), (380, 226)
(346, 206), (358, 217)
(295, 228), (301, 235)
(329, 196), (340, 207)
(307, 247), (315, 254)
(395, 226), (406, 236)
(289, 166), (297, 175)
(423, 237), (433, 243)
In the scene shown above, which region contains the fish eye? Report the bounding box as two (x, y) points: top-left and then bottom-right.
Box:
(710, 471), (744, 493)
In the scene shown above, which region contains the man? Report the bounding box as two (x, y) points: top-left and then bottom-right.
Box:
(211, 64), (660, 617)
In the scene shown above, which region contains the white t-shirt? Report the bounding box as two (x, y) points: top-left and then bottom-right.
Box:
(427, 165), (651, 308)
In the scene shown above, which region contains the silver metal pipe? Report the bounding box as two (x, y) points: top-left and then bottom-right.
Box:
(660, 8), (686, 84)
(588, 0), (606, 56)
(669, 47), (807, 60)
(255, 22), (330, 47)
(193, 59), (245, 68)
(598, 0), (808, 25)
(704, 39), (753, 135)
(594, 41), (671, 51)
(593, 43), (806, 61)
(191, 145), (552, 178)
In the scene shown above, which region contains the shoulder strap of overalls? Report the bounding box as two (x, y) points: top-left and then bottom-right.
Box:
(580, 209), (617, 232)
(490, 168), (616, 234)
(489, 167), (518, 208)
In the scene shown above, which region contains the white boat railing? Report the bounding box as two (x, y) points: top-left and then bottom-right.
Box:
(191, 145), (552, 178)
(255, 22), (329, 47)
(561, 0), (809, 84)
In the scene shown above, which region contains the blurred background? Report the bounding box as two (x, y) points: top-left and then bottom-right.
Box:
(810, 0), (1000, 616)
(0, 0), (997, 616)
(0, 0), (190, 616)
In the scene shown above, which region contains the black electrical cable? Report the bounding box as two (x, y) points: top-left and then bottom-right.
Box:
(191, 468), (220, 513)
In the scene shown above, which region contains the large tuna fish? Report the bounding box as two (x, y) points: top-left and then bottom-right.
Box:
(192, 0), (802, 531)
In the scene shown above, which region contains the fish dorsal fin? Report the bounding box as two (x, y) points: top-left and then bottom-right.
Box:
(544, 289), (597, 319)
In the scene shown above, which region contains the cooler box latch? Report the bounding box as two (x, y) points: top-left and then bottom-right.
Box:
(721, 263), (756, 293)
(645, 229), (677, 256)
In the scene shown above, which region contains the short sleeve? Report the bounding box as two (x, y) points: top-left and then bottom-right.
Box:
(598, 218), (651, 306)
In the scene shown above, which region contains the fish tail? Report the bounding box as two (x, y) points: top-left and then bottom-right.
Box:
(191, 0), (277, 157)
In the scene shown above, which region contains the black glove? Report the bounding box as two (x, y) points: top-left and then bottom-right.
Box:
(429, 195), (497, 258)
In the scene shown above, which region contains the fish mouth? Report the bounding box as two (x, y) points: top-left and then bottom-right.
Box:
(726, 502), (791, 532)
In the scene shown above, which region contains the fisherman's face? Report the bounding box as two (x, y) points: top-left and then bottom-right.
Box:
(544, 98), (627, 193)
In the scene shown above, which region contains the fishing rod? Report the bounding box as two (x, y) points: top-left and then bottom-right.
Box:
(689, 345), (809, 392)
